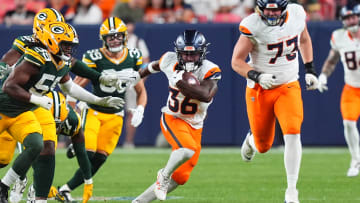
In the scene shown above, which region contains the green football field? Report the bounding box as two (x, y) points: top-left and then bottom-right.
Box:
(1, 147), (360, 203)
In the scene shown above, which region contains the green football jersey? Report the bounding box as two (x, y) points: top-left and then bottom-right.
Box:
(12, 35), (36, 55)
(82, 47), (142, 113)
(0, 35), (35, 86)
(0, 46), (71, 117)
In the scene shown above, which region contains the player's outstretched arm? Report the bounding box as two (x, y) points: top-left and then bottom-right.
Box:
(59, 74), (125, 108)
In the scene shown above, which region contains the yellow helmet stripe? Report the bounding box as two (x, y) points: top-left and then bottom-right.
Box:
(51, 91), (61, 121)
(49, 8), (63, 22)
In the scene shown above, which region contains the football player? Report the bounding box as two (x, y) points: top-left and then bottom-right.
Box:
(132, 29), (221, 203)
(56, 17), (147, 202)
(0, 21), (123, 203)
(317, 4), (360, 177)
(0, 8), (127, 203)
(231, 0), (318, 202)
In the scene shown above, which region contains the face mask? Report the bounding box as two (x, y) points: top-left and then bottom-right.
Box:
(108, 45), (124, 53)
(348, 24), (359, 33)
(184, 62), (198, 72)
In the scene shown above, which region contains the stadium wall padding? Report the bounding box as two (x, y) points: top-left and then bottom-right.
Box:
(0, 21), (351, 146)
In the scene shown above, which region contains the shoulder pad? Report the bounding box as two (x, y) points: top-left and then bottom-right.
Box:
(24, 46), (51, 66)
(12, 35), (36, 54)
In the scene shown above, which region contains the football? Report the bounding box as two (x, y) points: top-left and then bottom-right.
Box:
(182, 72), (200, 85)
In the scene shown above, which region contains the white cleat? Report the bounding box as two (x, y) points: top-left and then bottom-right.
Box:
(347, 161), (360, 177)
(284, 188), (299, 203)
(10, 177), (27, 203)
(241, 132), (255, 162)
(154, 169), (170, 201)
(26, 184), (35, 203)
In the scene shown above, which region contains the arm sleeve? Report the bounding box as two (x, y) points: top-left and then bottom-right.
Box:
(71, 60), (100, 82)
(59, 79), (100, 104)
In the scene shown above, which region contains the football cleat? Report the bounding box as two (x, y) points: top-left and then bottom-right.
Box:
(48, 186), (59, 198)
(241, 131), (256, 162)
(154, 169), (170, 201)
(284, 188), (299, 203)
(66, 144), (76, 159)
(26, 184), (35, 203)
(9, 177), (27, 203)
(347, 160), (360, 177)
(0, 180), (9, 203)
(56, 187), (77, 203)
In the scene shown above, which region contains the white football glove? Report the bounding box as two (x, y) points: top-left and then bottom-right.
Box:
(305, 73), (319, 90)
(30, 94), (53, 110)
(117, 69), (141, 86)
(258, 73), (276, 89)
(76, 101), (88, 112)
(317, 73), (328, 93)
(171, 70), (185, 85)
(99, 73), (118, 86)
(130, 105), (145, 127)
(96, 96), (125, 109)
(0, 62), (12, 79)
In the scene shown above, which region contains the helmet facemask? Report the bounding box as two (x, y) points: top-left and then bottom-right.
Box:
(176, 49), (206, 72)
(58, 41), (78, 61)
(174, 30), (209, 72)
(258, 7), (287, 26)
(102, 32), (127, 53)
(342, 14), (360, 33)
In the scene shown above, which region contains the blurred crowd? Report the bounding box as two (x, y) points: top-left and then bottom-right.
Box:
(0, 0), (357, 26)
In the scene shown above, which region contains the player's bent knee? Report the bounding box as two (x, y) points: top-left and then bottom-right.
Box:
(0, 153), (11, 167)
(23, 132), (44, 155)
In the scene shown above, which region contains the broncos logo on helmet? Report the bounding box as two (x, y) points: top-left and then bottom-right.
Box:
(33, 8), (65, 40)
(174, 29), (209, 72)
(99, 17), (128, 53)
(256, 0), (288, 26)
(340, 4), (360, 32)
(40, 22), (79, 61)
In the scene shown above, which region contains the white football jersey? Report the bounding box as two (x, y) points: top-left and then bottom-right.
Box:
(239, 3), (306, 86)
(331, 28), (360, 87)
(159, 52), (221, 129)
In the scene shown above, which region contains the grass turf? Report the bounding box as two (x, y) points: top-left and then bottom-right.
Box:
(1, 147), (359, 202)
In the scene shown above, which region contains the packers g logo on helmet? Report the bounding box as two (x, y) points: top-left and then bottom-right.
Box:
(40, 22), (79, 61)
(33, 8), (65, 40)
(99, 17), (128, 53)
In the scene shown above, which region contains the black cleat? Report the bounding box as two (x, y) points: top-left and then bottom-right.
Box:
(0, 180), (10, 203)
(55, 187), (77, 203)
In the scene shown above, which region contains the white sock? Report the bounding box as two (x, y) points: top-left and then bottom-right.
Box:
(167, 178), (179, 193)
(2, 167), (20, 187)
(133, 182), (157, 202)
(343, 120), (360, 164)
(133, 178), (179, 203)
(284, 134), (302, 189)
(248, 132), (258, 152)
(59, 184), (71, 192)
(35, 200), (47, 203)
(162, 148), (195, 177)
